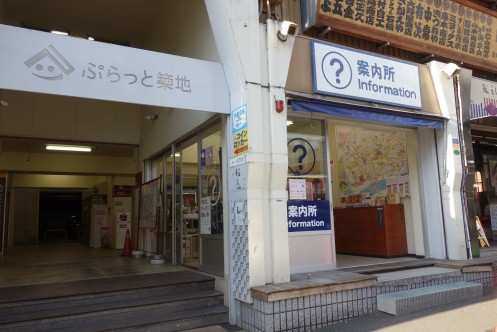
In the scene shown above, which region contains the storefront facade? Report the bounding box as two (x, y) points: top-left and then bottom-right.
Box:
(1, 1), (497, 330)
(283, 35), (470, 272)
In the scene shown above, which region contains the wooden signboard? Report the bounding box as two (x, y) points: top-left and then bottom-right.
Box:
(305, 0), (497, 72)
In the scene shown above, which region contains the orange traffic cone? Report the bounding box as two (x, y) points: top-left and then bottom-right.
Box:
(122, 229), (132, 256)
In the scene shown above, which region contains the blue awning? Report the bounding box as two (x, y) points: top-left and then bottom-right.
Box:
(290, 99), (445, 129)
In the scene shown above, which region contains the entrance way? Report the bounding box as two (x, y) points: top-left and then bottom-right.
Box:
(177, 137), (200, 268)
(150, 121), (224, 274)
(39, 191), (82, 242)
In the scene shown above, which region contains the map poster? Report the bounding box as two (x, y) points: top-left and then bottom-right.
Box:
(336, 126), (409, 200)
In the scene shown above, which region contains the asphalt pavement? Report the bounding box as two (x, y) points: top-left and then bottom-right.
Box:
(318, 287), (497, 332)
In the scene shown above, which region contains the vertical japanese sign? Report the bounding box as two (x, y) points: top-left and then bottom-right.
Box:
(232, 105), (249, 156)
(312, 40), (421, 109)
(287, 200), (331, 232)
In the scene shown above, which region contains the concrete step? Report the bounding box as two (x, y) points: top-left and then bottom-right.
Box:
(0, 271), (229, 331)
(377, 281), (483, 315)
(375, 267), (463, 294)
(1, 289), (223, 324)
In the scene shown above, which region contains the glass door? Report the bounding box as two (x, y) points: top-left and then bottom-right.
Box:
(164, 152), (173, 262)
(199, 123), (224, 275)
(175, 138), (200, 267)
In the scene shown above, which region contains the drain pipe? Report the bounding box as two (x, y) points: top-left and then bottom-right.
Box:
(434, 128), (449, 260)
(453, 75), (473, 259)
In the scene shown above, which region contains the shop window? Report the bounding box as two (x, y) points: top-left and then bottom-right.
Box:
(287, 117), (331, 233)
(287, 117), (328, 201)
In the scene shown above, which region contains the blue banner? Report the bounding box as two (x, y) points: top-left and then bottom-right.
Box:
(287, 200), (331, 232)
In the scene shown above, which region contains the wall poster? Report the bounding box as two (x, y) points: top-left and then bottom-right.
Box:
(336, 126), (409, 206)
(139, 177), (162, 229)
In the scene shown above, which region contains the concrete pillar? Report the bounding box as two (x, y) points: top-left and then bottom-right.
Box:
(205, 0), (296, 324)
(428, 61), (470, 260)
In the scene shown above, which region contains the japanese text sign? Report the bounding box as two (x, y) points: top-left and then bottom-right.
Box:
(287, 200), (331, 232)
(302, 0), (497, 73)
(0, 24), (228, 113)
(232, 105), (249, 156)
(312, 40), (422, 109)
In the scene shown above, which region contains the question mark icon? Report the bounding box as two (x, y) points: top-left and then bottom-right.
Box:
(329, 58), (344, 84)
(322, 51), (351, 89)
(293, 144), (307, 171)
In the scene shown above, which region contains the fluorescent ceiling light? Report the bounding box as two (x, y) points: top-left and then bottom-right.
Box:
(51, 30), (68, 35)
(46, 144), (92, 152)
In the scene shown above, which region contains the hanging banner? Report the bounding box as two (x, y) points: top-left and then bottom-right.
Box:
(302, 0), (497, 72)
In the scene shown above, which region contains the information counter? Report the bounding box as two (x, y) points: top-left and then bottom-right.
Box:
(333, 204), (407, 257)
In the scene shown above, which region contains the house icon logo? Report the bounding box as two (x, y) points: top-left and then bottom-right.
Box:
(24, 45), (75, 80)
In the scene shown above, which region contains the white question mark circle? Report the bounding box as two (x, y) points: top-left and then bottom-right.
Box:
(321, 51), (352, 90)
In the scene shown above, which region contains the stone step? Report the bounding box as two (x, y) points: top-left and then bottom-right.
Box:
(0, 271), (229, 331)
(377, 281), (482, 315)
(375, 267), (463, 294)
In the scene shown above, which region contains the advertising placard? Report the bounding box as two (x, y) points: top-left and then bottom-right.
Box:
(232, 105), (249, 156)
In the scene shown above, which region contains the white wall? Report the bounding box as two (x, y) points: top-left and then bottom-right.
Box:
(10, 174), (108, 188)
(138, 1), (221, 160)
(0, 151), (137, 175)
(0, 90), (140, 144)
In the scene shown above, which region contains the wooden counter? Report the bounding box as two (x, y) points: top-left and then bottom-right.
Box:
(333, 204), (407, 257)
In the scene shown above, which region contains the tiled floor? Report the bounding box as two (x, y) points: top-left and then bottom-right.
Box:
(0, 242), (186, 288)
(1, 240), (496, 288)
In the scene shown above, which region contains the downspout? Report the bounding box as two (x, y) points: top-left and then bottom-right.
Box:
(434, 128), (449, 259)
(453, 75), (472, 259)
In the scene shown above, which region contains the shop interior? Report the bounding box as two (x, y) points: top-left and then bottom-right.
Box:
(289, 113), (496, 268)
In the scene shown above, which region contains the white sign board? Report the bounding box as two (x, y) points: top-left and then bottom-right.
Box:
(470, 77), (497, 119)
(230, 163), (247, 191)
(311, 40), (422, 109)
(289, 178), (307, 200)
(0, 24), (229, 113)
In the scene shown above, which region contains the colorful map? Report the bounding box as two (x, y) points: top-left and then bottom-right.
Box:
(336, 126), (409, 197)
